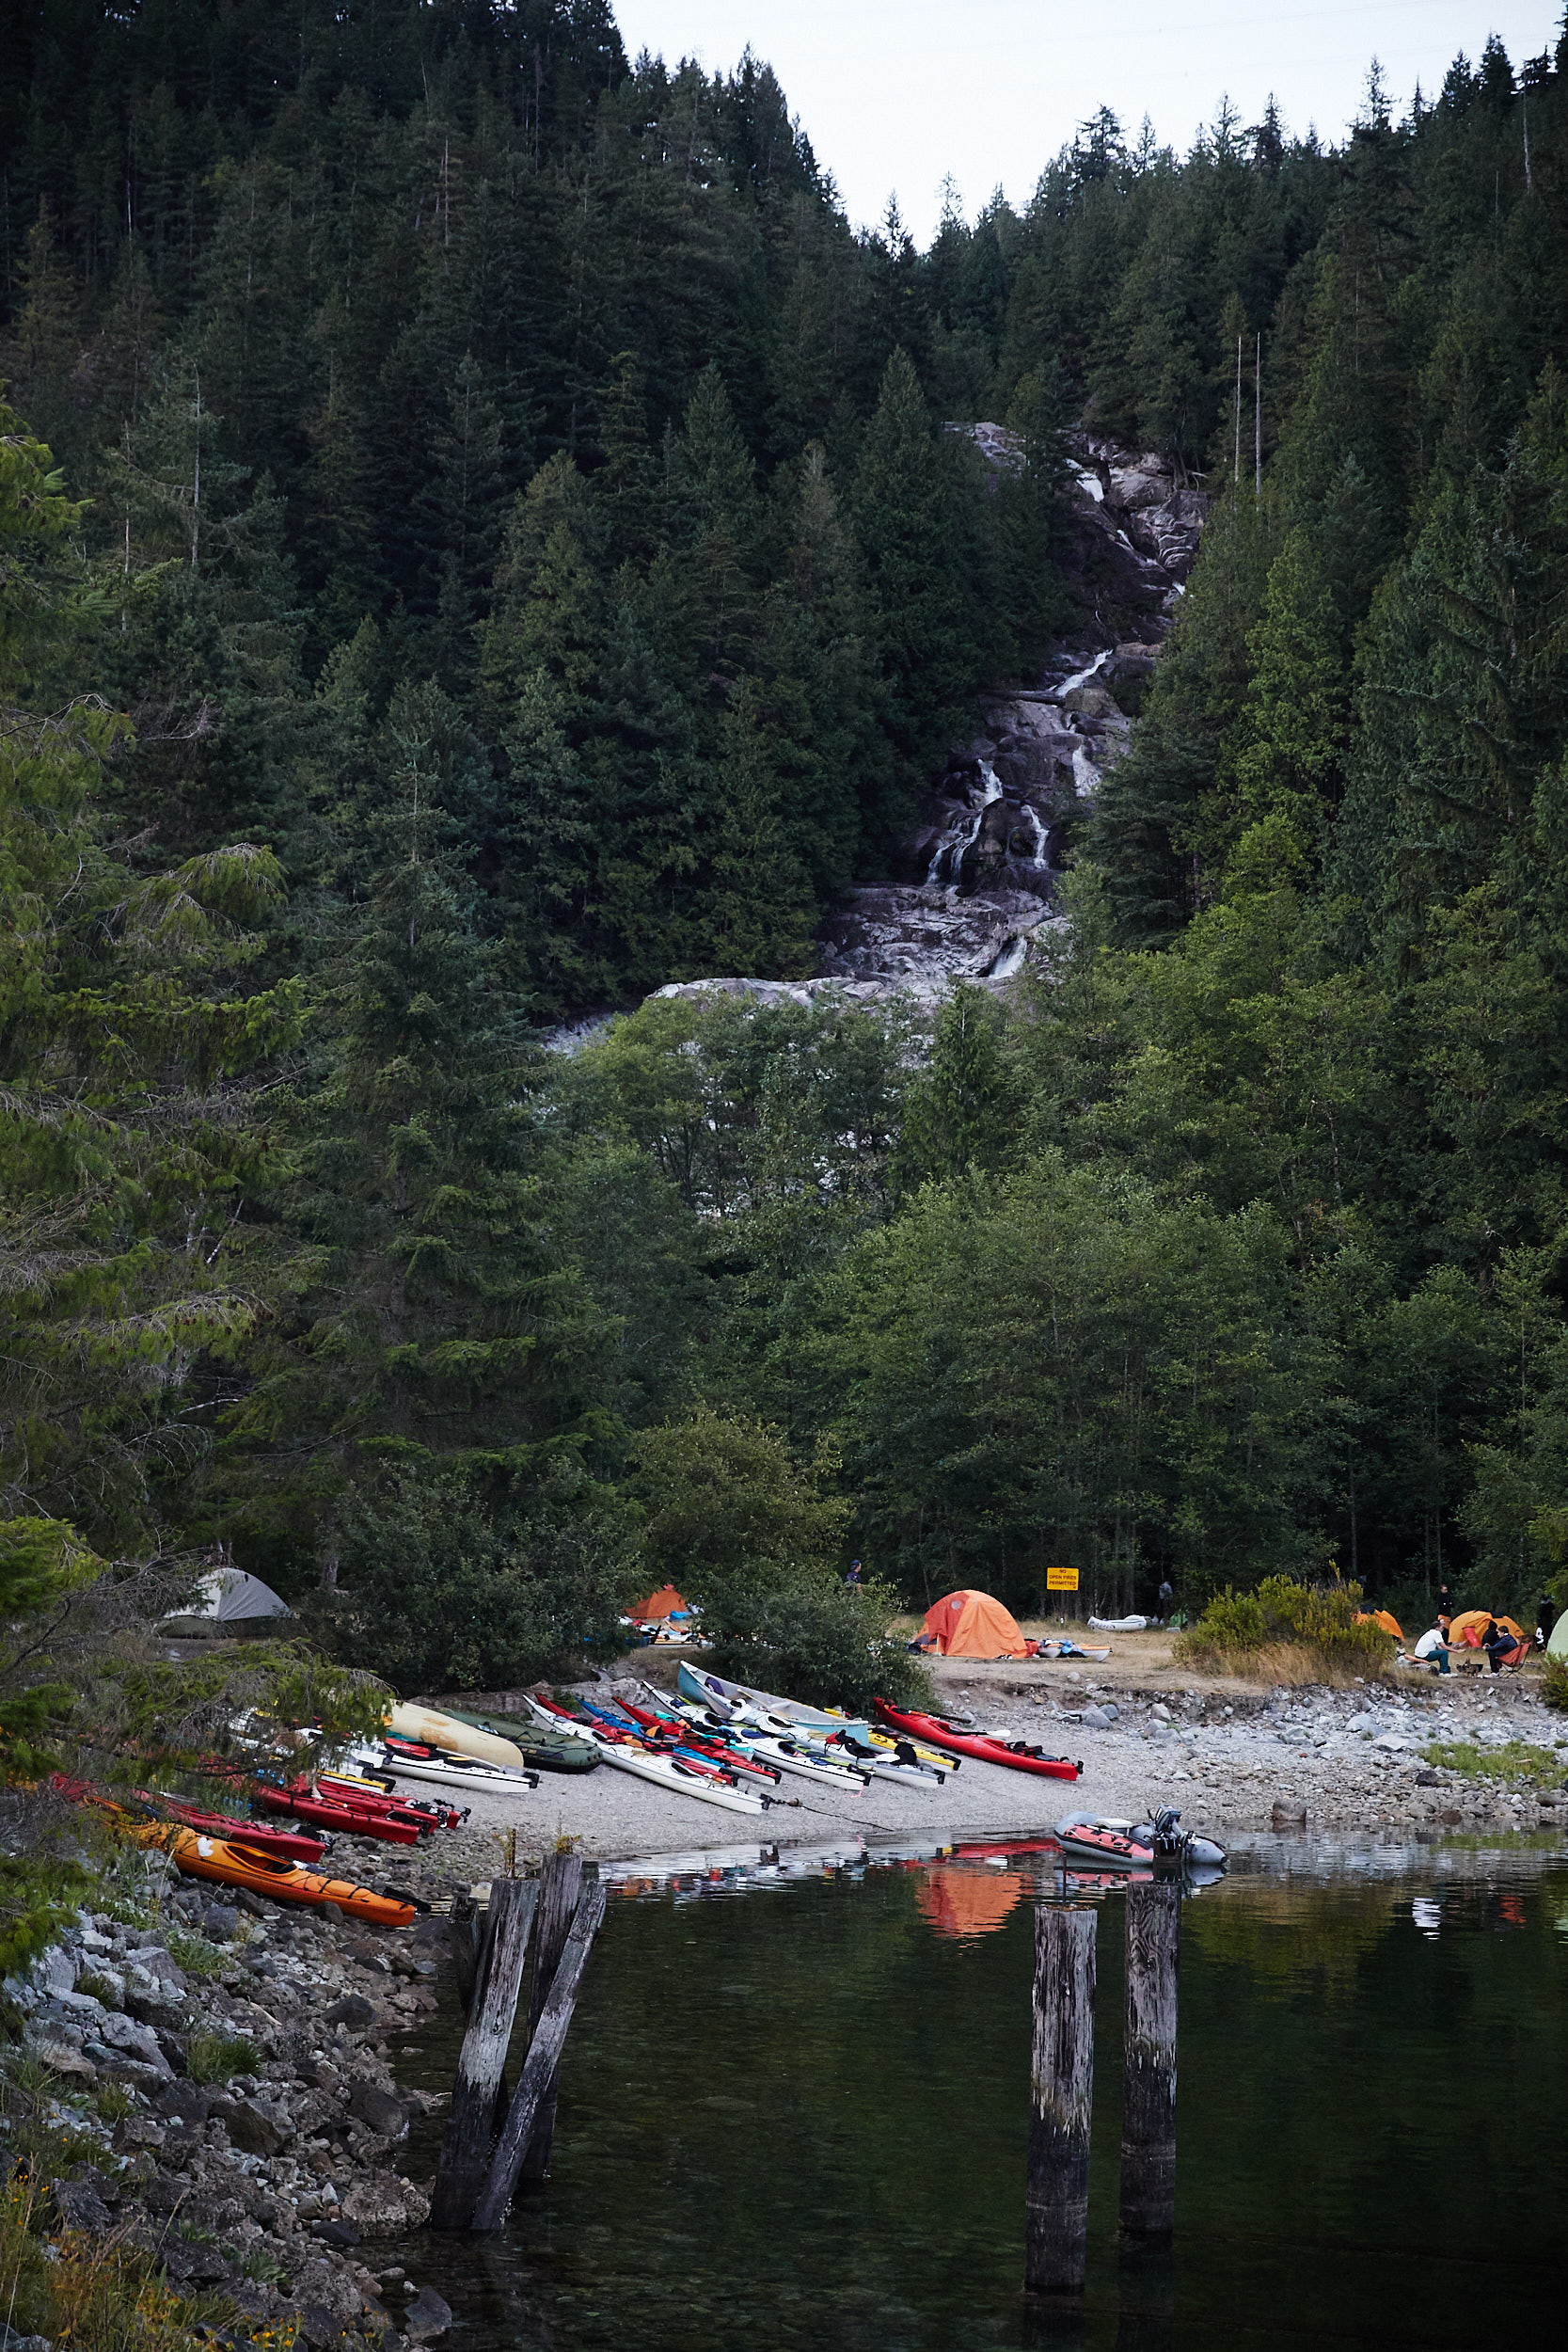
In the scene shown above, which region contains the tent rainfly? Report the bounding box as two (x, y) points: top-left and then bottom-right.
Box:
(920, 1588), (1030, 1659)
(159, 1567), (293, 1638)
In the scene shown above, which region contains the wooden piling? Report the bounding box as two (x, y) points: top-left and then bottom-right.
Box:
(471, 1877), (607, 2232)
(1024, 1903), (1097, 2296)
(518, 1847), (583, 2188)
(1119, 1879), (1180, 2239)
(430, 1877), (538, 2230)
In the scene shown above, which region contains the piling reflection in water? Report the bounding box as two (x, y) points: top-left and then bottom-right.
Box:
(390, 1829), (1568, 2350)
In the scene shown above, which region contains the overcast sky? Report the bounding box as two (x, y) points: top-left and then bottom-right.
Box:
(611, 2), (1561, 241)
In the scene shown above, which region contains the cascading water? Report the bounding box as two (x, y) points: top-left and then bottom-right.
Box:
(925, 760), (1003, 886)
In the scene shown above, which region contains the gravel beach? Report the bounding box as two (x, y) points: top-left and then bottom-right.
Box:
(389, 1640), (1568, 1887)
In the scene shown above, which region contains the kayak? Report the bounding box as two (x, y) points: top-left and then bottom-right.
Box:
(641, 1689), (871, 1791)
(141, 1796), (327, 1867)
(524, 1695), (770, 1817)
(436, 1706), (599, 1775)
(608, 1697), (784, 1784)
(817, 1728), (949, 1788)
(677, 1662), (871, 1744)
(164, 1827), (417, 1925)
(873, 1701), (1082, 1781)
(571, 1696), (778, 1794)
(254, 1783), (421, 1845)
(366, 1740), (539, 1796)
(315, 1771), (467, 1831)
(386, 1703), (531, 1772)
(54, 1776), (328, 1867)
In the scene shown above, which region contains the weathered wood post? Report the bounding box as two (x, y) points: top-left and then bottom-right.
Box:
(472, 1877), (608, 2232)
(1024, 1903), (1097, 2296)
(1119, 1879), (1180, 2239)
(518, 1846), (583, 2188)
(431, 1877), (538, 2230)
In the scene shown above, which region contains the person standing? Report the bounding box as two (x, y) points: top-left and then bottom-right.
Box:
(1539, 1593), (1559, 1647)
(845, 1558), (863, 1588)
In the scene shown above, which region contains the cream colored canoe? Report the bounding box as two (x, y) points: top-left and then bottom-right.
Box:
(387, 1702), (529, 1772)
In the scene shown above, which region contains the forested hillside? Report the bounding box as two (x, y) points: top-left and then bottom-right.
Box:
(7, 1), (1568, 1696)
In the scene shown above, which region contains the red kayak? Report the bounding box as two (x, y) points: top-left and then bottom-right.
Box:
(254, 1783), (420, 1846)
(315, 1772), (463, 1831)
(140, 1794), (327, 1867)
(873, 1702), (1082, 1781)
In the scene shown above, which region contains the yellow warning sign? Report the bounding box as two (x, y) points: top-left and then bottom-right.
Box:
(1045, 1565), (1080, 1592)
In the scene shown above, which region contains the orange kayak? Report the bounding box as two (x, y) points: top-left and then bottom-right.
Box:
(166, 1826), (416, 1926)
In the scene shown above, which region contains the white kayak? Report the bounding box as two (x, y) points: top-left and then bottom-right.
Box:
(520, 1697), (769, 1817)
(677, 1663), (872, 1744)
(355, 1741), (537, 1796)
(644, 1688), (871, 1791)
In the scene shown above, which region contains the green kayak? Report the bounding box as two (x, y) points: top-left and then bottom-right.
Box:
(441, 1705), (599, 1773)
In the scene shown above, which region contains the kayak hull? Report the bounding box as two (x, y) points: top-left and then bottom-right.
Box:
(874, 1701), (1081, 1781)
(676, 1662), (870, 1743)
(387, 1702), (530, 1772)
(167, 1827), (416, 1925)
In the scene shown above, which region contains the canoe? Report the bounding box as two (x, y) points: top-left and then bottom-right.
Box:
(165, 1827), (417, 1924)
(436, 1706), (599, 1775)
(676, 1662), (871, 1743)
(523, 1696), (768, 1816)
(387, 1702), (531, 1772)
(873, 1701), (1082, 1781)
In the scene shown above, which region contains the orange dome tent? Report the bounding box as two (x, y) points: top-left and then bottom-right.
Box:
(1356, 1609), (1404, 1640)
(630, 1583), (689, 1622)
(1449, 1609), (1524, 1646)
(920, 1588), (1029, 1659)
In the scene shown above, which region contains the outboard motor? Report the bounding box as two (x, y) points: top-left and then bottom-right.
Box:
(1135, 1805), (1227, 1873)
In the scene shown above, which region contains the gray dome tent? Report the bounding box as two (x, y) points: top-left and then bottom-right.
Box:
(158, 1566), (292, 1638)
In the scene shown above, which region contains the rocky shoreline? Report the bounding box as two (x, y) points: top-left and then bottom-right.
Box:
(8, 1882), (461, 2350)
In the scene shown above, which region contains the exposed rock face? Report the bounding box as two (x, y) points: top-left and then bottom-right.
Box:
(651, 428), (1206, 1014)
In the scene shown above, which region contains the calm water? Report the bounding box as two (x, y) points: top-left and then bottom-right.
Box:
(388, 1833), (1568, 2350)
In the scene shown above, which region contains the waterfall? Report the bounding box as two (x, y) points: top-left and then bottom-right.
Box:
(984, 934), (1028, 979)
(926, 760), (1003, 886)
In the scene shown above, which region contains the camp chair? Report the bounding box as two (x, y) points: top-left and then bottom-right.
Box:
(1493, 1637), (1529, 1674)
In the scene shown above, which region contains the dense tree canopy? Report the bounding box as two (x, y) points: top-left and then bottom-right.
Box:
(8, 3), (1568, 1673)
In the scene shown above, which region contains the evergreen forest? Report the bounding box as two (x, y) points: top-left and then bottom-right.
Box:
(8, 0), (1568, 1708)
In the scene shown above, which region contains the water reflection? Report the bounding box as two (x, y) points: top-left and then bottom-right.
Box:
(392, 1828), (1567, 2352)
(915, 1866), (1026, 1938)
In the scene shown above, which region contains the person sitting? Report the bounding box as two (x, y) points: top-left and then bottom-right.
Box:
(1410, 1621), (1449, 1674)
(1482, 1616), (1525, 1674)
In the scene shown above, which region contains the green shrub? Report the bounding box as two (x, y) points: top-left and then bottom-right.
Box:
(1421, 1739), (1565, 1787)
(1544, 1654), (1568, 1713)
(1176, 1574), (1392, 1676)
(705, 1570), (934, 1716)
(183, 2031), (258, 2085)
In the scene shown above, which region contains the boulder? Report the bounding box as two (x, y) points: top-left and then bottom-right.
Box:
(403, 2285), (454, 2341)
(53, 2181), (113, 2233)
(338, 2170), (433, 2237)
(348, 2078), (408, 2140)
(324, 1994), (377, 2033)
(97, 2011), (169, 2071)
(36, 2042), (95, 2085)
(289, 2259), (364, 2328)
(223, 2098), (291, 2157)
